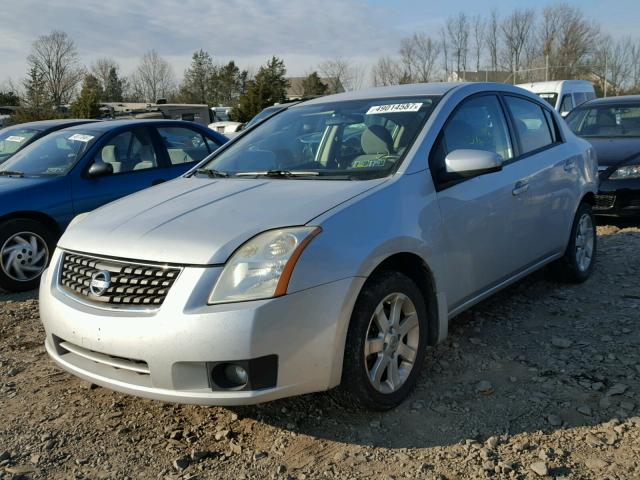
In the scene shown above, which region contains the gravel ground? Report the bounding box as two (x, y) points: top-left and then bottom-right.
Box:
(1, 223), (640, 480)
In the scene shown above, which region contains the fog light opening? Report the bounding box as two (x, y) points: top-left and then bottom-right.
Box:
(211, 363), (249, 390)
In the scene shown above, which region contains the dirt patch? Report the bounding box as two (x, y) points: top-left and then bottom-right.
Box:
(1, 224), (640, 479)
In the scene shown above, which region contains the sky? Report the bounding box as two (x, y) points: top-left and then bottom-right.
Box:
(1, 0), (639, 87)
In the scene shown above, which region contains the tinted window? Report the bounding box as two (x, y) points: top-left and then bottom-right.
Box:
(434, 95), (513, 168)
(574, 92), (587, 107)
(505, 96), (554, 154)
(560, 94), (574, 114)
(566, 104), (640, 137)
(95, 129), (158, 174)
(157, 126), (210, 165)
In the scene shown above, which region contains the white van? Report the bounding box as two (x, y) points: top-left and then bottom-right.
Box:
(517, 80), (596, 117)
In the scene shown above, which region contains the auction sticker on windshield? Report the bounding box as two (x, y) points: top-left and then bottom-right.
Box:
(6, 136), (25, 142)
(68, 134), (94, 142)
(366, 103), (423, 115)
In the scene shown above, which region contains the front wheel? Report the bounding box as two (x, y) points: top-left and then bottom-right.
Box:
(0, 219), (55, 292)
(552, 202), (597, 283)
(336, 271), (428, 410)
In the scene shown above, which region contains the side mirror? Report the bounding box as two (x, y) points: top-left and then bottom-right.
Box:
(87, 162), (113, 178)
(444, 149), (503, 178)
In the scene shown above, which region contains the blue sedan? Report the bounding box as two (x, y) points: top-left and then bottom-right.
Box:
(0, 119), (227, 291)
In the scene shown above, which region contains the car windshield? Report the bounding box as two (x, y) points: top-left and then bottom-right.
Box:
(201, 96), (438, 179)
(566, 103), (640, 137)
(244, 106), (286, 129)
(0, 127), (41, 161)
(0, 129), (98, 176)
(537, 92), (558, 107)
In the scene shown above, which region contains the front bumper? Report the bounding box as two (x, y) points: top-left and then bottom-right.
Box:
(594, 176), (640, 217)
(39, 250), (364, 405)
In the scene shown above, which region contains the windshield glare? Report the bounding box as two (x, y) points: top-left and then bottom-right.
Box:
(203, 96), (438, 179)
(567, 104), (640, 137)
(0, 127), (40, 161)
(0, 130), (98, 176)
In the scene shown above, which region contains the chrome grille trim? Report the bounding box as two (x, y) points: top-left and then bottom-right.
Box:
(58, 252), (181, 309)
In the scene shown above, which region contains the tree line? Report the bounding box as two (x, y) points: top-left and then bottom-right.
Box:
(372, 2), (640, 96)
(2, 2), (639, 125)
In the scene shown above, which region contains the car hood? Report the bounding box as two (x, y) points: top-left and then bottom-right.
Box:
(59, 176), (387, 265)
(584, 137), (640, 167)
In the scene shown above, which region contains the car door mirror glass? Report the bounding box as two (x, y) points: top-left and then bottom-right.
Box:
(87, 161), (114, 178)
(444, 149), (503, 177)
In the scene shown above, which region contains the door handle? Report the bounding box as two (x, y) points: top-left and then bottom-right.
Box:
(564, 158), (576, 171)
(152, 179), (166, 186)
(512, 180), (529, 196)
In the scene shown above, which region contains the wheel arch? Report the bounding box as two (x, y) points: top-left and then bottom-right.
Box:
(0, 211), (62, 238)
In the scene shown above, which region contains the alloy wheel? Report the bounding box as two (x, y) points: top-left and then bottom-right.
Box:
(1, 232), (49, 282)
(364, 292), (420, 394)
(575, 213), (594, 272)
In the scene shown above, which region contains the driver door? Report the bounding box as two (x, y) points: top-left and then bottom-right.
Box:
(71, 127), (167, 215)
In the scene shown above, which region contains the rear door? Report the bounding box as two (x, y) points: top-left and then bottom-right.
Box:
(502, 94), (578, 260)
(71, 126), (169, 214)
(430, 94), (530, 310)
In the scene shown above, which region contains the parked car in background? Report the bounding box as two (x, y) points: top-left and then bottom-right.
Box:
(517, 80), (596, 117)
(0, 119), (100, 164)
(208, 121), (243, 138)
(100, 103), (212, 127)
(40, 82), (597, 410)
(566, 95), (640, 217)
(0, 119), (227, 292)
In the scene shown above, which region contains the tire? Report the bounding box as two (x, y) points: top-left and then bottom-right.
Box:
(336, 271), (428, 411)
(552, 202), (597, 283)
(0, 219), (56, 292)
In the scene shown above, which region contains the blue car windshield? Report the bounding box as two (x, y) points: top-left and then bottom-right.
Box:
(202, 96), (439, 179)
(0, 127), (41, 161)
(0, 130), (98, 176)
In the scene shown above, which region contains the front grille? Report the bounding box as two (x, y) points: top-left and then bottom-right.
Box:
(594, 194), (616, 210)
(59, 252), (181, 307)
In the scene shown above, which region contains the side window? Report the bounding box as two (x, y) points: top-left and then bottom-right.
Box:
(542, 108), (560, 143)
(157, 126), (211, 165)
(574, 92), (586, 107)
(431, 95), (513, 180)
(560, 94), (574, 115)
(504, 96), (554, 154)
(585, 91), (596, 101)
(205, 137), (221, 153)
(96, 129), (158, 174)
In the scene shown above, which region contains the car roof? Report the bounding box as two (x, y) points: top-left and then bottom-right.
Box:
(63, 118), (208, 132)
(580, 95), (640, 107)
(7, 119), (102, 130)
(299, 83), (461, 106)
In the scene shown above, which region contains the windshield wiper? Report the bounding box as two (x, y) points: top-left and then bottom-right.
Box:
(0, 170), (24, 177)
(235, 170), (320, 178)
(193, 168), (229, 178)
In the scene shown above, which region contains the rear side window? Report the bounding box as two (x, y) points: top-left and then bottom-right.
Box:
(157, 126), (211, 165)
(560, 94), (574, 115)
(430, 94), (513, 180)
(504, 96), (554, 154)
(542, 109), (560, 143)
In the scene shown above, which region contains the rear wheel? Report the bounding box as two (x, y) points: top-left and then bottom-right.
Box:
(0, 219), (55, 292)
(337, 271), (428, 410)
(552, 202), (596, 283)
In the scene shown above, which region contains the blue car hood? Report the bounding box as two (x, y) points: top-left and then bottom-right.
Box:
(59, 176), (387, 265)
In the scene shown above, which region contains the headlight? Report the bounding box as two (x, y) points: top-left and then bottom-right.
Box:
(209, 227), (321, 304)
(610, 164), (640, 180)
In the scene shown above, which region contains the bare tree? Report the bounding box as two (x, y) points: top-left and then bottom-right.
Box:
(630, 40), (640, 92)
(371, 56), (406, 86)
(446, 13), (470, 78)
(399, 33), (441, 83)
(501, 8), (535, 83)
(27, 30), (84, 106)
(440, 26), (450, 79)
(318, 57), (365, 91)
(91, 57), (119, 91)
(130, 50), (175, 102)
(471, 15), (485, 72)
(486, 10), (500, 80)
(595, 36), (632, 95)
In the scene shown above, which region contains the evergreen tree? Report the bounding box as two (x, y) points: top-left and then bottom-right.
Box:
(14, 67), (55, 122)
(104, 67), (124, 102)
(233, 56), (289, 122)
(71, 74), (102, 118)
(301, 72), (328, 96)
(180, 49), (215, 104)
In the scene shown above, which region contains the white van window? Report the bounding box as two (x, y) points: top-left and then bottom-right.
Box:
(574, 92), (587, 107)
(560, 94), (574, 115)
(538, 93), (558, 107)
